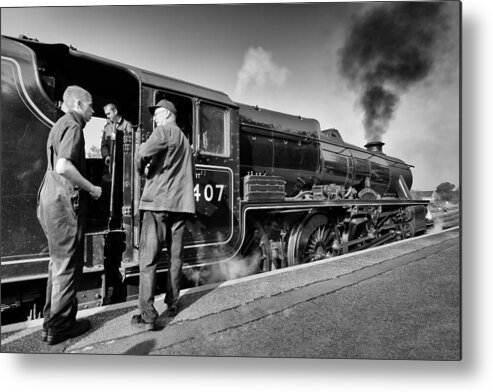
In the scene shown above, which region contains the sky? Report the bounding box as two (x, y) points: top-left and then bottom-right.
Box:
(1, 2), (459, 190)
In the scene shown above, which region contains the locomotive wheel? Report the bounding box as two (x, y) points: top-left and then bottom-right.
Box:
(287, 214), (339, 266)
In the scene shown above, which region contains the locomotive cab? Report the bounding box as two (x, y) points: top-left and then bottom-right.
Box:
(2, 35), (142, 231)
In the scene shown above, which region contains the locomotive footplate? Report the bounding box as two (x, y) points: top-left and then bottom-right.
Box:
(240, 198), (428, 212)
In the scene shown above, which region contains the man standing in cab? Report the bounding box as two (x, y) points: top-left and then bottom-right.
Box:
(132, 99), (195, 330)
(100, 103), (133, 229)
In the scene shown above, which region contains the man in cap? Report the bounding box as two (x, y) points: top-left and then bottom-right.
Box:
(131, 99), (195, 330)
(37, 85), (102, 345)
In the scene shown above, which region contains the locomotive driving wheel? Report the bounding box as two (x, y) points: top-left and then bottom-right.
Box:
(287, 214), (339, 266)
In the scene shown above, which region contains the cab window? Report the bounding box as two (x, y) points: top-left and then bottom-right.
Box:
(198, 103), (230, 157)
(84, 116), (107, 158)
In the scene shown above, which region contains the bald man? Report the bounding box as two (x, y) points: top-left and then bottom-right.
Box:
(37, 85), (102, 345)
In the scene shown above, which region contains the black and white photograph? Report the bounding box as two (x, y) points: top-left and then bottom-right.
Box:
(0, 0), (487, 389)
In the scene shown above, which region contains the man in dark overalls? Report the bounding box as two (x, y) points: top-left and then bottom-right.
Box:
(131, 99), (195, 330)
(37, 85), (102, 345)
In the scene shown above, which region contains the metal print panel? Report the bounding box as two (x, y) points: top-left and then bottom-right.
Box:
(1, 2), (460, 360)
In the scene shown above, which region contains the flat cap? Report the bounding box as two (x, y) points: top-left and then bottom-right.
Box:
(148, 99), (177, 115)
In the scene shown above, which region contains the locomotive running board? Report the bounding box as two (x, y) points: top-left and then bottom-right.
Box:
(240, 198), (429, 211)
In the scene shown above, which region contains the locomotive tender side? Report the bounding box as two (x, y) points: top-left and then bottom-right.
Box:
(1, 35), (428, 323)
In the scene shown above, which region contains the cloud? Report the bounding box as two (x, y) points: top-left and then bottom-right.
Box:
(235, 46), (290, 95)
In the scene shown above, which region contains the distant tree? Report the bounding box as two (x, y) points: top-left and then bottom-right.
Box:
(435, 182), (456, 202)
(453, 185), (461, 203)
(86, 144), (101, 158)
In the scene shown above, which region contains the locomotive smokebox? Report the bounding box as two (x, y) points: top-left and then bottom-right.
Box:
(364, 140), (385, 154)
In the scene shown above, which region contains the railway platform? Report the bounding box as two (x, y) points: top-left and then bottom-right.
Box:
(1, 227), (460, 358)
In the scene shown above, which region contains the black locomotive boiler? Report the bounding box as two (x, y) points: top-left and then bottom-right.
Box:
(1, 35), (427, 322)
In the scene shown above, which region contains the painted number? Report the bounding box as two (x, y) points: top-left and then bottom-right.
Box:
(193, 184), (201, 202)
(216, 184), (225, 202)
(194, 184), (225, 202)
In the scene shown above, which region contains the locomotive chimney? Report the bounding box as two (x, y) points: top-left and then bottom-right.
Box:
(364, 141), (385, 154)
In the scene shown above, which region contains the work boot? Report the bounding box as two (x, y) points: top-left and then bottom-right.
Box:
(166, 303), (179, 317)
(130, 314), (157, 331)
(47, 319), (91, 345)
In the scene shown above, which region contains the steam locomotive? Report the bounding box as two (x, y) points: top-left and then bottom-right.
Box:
(1, 35), (428, 321)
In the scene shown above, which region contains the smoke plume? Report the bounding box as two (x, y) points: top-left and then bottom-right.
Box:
(338, 2), (450, 141)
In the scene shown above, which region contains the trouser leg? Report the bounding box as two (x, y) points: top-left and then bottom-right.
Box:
(38, 203), (52, 331)
(165, 213), (185, 308)
(49, 214), (85, 332)
(42, 261), (53, 331)
(37, 192), (85, 333)
(138, 211), (164, 322)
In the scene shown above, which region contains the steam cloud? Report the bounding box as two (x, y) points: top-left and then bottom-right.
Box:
(338, 3), (450, 141)
(183, 233), (263, 286)
(235, 46), (290, 95)
(183, 252), (262, 286)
